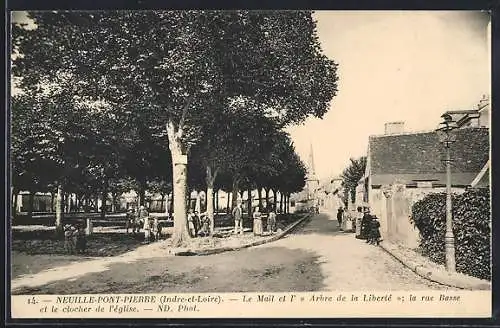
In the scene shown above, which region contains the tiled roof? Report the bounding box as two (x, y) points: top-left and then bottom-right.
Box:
(369, 127), (489, 187)
(370, 173), (478, 187)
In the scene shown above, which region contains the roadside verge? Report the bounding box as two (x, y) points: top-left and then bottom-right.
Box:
(379, 240), (491, 290)
(171, 213), (312, 256)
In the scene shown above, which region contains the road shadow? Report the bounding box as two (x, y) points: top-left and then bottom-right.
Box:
(12, 246), (327, 294)
(11, 230), (147, 257)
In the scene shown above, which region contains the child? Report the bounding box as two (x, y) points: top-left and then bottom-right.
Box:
(64, 224), (76, 255)
(151, 217), (160, 241)
(267, 208), (277, 233)
(125, 208), (135, 234)
(197, 214), (210, 237)
(75, 223), (87, 254)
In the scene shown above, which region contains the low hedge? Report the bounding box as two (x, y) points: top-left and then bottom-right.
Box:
(411, 188), (490, 280)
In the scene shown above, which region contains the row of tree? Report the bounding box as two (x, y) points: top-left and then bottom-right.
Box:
(12, 11), (338, 245)
(340, 156), (367, 207)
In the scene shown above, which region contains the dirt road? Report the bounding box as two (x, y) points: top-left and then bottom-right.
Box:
(11, 213), (453, 294)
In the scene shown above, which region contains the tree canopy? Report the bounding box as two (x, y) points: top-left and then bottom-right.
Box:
(12, 10), (339, 244)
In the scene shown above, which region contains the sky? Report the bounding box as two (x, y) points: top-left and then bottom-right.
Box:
(287, 11), (490, 180)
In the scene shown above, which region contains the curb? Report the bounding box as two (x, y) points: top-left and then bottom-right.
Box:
(172, 213), (312, 256)
(379, 241), (491, 290)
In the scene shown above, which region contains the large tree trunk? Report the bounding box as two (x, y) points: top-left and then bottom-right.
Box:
(50, 192), (55, 212)
(101, 178), (108, 220)
(215, 190), (219, 216)
(12, 188), (19, 219)
(164, 194), (169, 214)
(167, 120), (190, 246)
(83, 196), (89, 213)
(265, 188), (270, 211)
(206, 166), (217, 236)
(27, 190), (35, 219)
(111, 193), (117, 213)
(94, 195), (99, 212)
(270, 188), (275, 211)
(288, 194), (291, 213)
(138, 179), (146, 208)
(169, 192), (174, 215)
(195, 190), (201, 213)
(283, 193), (287, 214)
(55, 185), (63, 233)
(67, 193), (72, 213)
(280, 192), (283, 213)
(231, 178), (240, 210)
(257, 187), (263, 209)
(226, 192), (230, 214)
(247, 188), (252, 217)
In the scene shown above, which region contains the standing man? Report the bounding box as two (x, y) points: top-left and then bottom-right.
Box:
(336, 206), (344, 229)
(232, 201), (243, 235)
(138, 205), (150, 242)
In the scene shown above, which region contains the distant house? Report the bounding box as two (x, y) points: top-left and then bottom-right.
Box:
(316, 176), (344, 212)
(358, 121), (489, 248)
(442, 94), (490, 129)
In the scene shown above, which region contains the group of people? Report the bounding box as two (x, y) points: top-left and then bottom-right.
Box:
(125, 205), (162, 243)
(232, 203), (278, 236)
(336, 206), (354, 232)
(63, 222), (87, 254)
(336, 206), (381, 245)
(187, 210), (211, 237)
(357, 207), (382, 245)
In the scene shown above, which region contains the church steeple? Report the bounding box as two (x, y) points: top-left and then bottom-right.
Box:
(305, 143), (320, 203)
(307, 143), (317, 179)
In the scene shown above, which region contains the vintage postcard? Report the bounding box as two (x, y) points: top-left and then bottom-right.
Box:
(9, 10), (492, 319)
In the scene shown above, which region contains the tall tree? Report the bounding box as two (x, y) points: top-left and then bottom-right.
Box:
(12, 11), (338, 245)
(341, 156), (367, 205)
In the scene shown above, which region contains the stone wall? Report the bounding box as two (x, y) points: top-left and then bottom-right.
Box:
(369, 184), (467, 249)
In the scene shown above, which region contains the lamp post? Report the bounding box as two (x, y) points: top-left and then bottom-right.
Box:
(436, 114), (458, 272)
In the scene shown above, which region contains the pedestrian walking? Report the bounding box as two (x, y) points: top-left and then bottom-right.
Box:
(337, 207), (344, 229)
(232, 202), (243, 235)
(267, 207), (277, 233)
(253, 206), (263, 236)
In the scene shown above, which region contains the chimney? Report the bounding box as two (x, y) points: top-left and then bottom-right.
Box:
(384, 122), (405, 135)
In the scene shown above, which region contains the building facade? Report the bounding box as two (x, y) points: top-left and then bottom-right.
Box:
(359, 111), (490, 249)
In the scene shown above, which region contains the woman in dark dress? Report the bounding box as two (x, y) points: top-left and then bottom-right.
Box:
(369, 216), (381, 245)
(361, 210), (372, 241)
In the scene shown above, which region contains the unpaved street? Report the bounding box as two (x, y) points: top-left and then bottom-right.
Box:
(12, 213), (453, 295)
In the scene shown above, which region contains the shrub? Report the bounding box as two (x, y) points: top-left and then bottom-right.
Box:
(411, 189), (491, 280)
